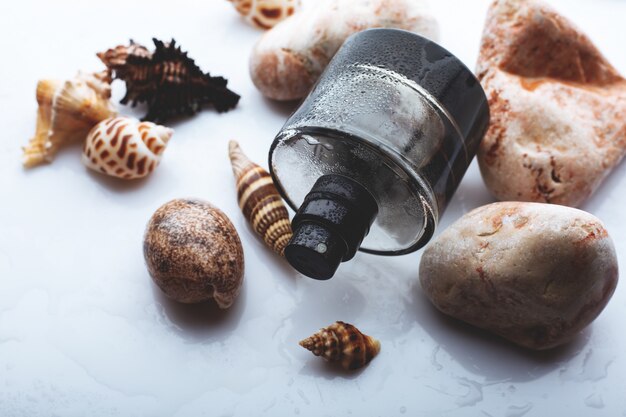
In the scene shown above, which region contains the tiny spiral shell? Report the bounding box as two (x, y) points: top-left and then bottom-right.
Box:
(82, 116), (173, 179)
(299, 321), (381, 370)
(228, 140), (292, 256)
(229, 0), (301, 29)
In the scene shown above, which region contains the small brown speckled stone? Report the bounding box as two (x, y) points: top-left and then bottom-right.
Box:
(143, 199), (244, 308)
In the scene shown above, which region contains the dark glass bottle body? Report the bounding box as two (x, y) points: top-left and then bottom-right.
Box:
(269, 29), (490, 279)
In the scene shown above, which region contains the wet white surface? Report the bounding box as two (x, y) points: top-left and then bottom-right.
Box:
(1, 0), (626, 416)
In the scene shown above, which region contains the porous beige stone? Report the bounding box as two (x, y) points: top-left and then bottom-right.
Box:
(419, 202), (618, 350)
(476, 0), (626, 207)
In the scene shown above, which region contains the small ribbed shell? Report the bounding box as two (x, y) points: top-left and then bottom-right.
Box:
(82, 116), (173, 179)
(96, 40), (152, 72)
(229, 0), (301, 29)
(300, 321), (381, 370)
(228, 140), (292, 256)
(23, 71), (117, 168)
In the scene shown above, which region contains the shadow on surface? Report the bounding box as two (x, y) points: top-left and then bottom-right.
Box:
(269, 250), (301, 284)
(286, 277), (368, 341)
(151, 280), (246, 343)
(262, 96), (300, 118)
(581, 155), (626, 214)
(85, 167), (153, 193)
(408, 281), (591, 382)
(298, 357), (367, 381)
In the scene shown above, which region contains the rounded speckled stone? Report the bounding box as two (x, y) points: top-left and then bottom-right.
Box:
(419, 202), (618, 350)
(143, 199), (244, 308)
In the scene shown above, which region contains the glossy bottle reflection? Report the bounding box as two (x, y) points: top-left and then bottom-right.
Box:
(269, 29), (490, 279)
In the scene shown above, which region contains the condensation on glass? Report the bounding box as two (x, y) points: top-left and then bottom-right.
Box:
(269, 29), (490, 279)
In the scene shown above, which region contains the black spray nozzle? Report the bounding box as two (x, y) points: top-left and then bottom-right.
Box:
(284, 174), (379, 280)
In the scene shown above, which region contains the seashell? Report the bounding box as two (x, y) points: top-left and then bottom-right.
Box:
(97, 38), (240, 122)
(229, 0), (302, 29)
(299, 321), (381, 370)
(228, 140), (292, 256)
(23, 71), (117, 168)
(82, 116), (173, 179)
(475, 0), (626, 207)
(143, 198), (244, 308)
(23, 79), (61, 168)
(96, 40), (152, 78)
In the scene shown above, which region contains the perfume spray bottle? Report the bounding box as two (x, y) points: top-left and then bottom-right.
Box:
(269, 29), (490, 279)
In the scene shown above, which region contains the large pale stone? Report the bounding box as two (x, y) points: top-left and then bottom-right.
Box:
(476, 0), (626, 207)
(419, 202), (618, 350)
(249, 0), (438, 101)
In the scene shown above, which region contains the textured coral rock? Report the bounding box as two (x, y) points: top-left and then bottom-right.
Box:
(476, 0), (626, 207)
(419, 202), (618, 350)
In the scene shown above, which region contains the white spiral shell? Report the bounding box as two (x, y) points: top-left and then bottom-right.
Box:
(229, 0), (301, 29)
(82, 116), (173, 179)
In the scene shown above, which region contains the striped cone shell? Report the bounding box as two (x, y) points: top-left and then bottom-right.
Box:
(229, 0), (301, 29)
(82, 116), (173, 179)
(228, 140), (292, 256)
(299, 321), (381, 370)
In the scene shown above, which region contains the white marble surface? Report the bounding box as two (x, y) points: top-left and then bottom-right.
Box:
(1, 0), (626, 416)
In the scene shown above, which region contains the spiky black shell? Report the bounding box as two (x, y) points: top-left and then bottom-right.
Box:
(98, 38), (240, 122)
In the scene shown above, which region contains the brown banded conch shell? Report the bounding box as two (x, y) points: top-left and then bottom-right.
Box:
(299, 321), (381, 370)
(22, 71), (117, 168)
(228, 0), (301, 29)
(228, 140), (292, 256)
(82, 116), (173, 180)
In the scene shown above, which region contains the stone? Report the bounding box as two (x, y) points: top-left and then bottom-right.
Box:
(476, 0), (626, 207)
(419, 202), (618, 350)
(249, 0), (438, 101)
